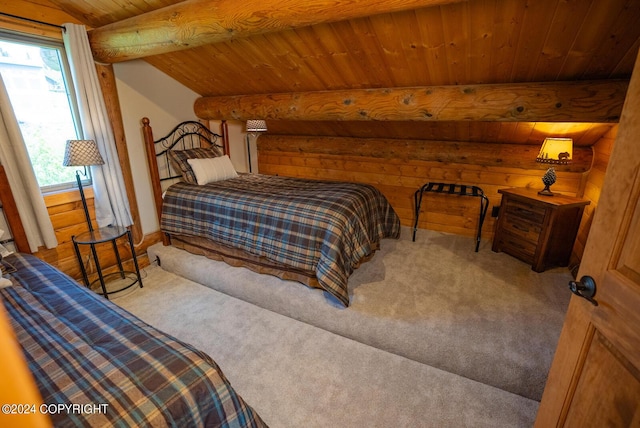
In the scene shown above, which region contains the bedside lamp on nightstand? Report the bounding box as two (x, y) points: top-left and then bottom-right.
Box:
(63, 139), (105, 232)
(536, 137), (573, 196)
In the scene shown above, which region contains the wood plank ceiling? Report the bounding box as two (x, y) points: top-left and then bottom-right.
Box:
(49, 0), (640, 145)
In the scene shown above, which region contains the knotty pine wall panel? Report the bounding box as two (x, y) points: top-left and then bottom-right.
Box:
(258, 135), (590, 244)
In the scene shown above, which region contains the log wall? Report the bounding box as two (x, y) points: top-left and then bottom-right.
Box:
(258, 135), (593, 244)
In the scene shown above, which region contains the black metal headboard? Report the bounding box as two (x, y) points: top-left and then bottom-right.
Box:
(142, 117), (230, 245)
(151, 120), (225, 182)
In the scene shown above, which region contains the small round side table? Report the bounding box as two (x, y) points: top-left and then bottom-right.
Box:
(72, 226), (143, 299)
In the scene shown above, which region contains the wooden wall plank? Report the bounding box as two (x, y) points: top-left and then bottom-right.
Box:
(376, 10), (419, 87)
(582, 1), (640, 79)
(440, 0), (471, 85)
(467, 0), (495, 84)
(509, 0), (555, 81)
(412, 6), (448, 86)
(489, 0), (525, 83)
(534, 0), (592, 81)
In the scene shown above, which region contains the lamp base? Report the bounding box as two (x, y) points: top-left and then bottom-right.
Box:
(538, 185), (555, 196)
(246, 134), (253, 173)
(76, 170), (94, 231)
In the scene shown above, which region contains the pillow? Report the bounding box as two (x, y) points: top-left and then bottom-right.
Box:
(168, 147), (219, 184)
(187, 155), (238, 185)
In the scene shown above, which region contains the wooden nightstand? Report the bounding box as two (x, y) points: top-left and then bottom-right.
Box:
(492, 188), (590, 272)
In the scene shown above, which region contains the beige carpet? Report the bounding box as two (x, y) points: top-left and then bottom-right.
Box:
(114, 265), (539, 427)
(146, 227), (571, 402)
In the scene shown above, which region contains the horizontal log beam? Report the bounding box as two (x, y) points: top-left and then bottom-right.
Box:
(89, 0), (464, 63)
(258, 135), (594, 172)
(194, 80), (628, 123)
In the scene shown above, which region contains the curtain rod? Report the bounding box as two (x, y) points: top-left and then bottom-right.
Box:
(0, 12), (65, 30)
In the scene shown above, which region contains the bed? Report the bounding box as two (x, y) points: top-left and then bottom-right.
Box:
(142, 118), (401, 307)
(0, 253), (266, 427)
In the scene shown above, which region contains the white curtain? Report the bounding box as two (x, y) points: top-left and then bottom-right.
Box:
(0, 75), (57, 252)
(63, 23), (132, 228)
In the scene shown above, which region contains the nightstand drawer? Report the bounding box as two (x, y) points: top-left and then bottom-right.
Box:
(496, 231), (537, 264)
(502, 216), (542, 243)
(505, 199), (546, 225)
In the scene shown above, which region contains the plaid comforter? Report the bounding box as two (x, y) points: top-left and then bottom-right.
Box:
(1, 254), (266, 428)
(162, 174), (401, 306)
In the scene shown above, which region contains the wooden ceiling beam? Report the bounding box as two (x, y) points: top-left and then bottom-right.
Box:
(88, 0), (465, 63)
(194, 80), (628, 123)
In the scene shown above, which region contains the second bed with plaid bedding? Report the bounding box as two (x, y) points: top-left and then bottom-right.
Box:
(161, 174), (401, 306)
(1, 253), (266, 428)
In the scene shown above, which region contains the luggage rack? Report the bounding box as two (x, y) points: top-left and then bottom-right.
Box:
(412, 182), (489, 252)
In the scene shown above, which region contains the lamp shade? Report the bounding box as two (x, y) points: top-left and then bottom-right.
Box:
(536, 137), (573, 164)
(245, 120), (268, 133)
(63, 140), (105, 167)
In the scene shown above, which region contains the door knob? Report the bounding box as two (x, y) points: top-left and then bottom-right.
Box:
(569, 275), (598, 306)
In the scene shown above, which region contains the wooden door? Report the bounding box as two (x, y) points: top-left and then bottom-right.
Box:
(534, 52), (640, 425)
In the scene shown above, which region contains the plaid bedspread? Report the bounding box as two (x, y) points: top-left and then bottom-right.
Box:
(1, 254), (266, 428)
(162, 174), (401, 306)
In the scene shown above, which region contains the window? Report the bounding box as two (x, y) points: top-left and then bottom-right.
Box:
(0, 32), (84, 192)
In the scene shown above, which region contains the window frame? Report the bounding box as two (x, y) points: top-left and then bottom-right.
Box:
(0, 30), (89, 194)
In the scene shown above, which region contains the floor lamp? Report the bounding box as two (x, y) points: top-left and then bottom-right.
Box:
(245, 120), (268, 173)
(63, 139), (105, 232)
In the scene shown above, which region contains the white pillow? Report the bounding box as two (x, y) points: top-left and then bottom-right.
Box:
(187, 155), (238, 185)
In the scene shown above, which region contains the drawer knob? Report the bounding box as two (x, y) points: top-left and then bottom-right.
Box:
(569, 276), (598, 306)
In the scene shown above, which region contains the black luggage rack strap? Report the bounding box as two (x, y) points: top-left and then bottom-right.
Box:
(412, 182), (489, 252)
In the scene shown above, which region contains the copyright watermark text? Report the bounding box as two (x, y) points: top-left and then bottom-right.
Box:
(2, 403), (109, 415)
